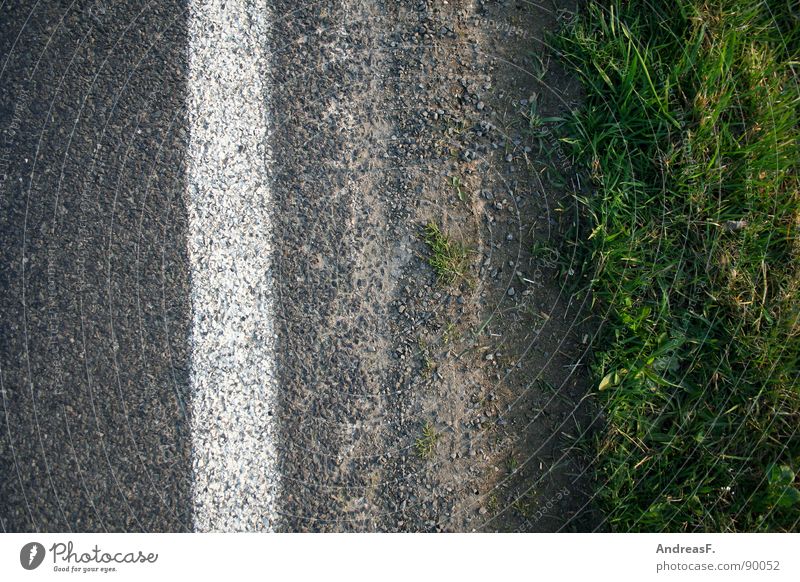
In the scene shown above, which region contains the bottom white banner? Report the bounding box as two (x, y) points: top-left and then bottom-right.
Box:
(1, 533), (797, 581)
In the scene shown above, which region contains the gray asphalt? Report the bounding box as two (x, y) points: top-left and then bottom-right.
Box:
(0, 0), (191, 532)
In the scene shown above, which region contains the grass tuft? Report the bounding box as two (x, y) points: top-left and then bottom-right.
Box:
(422, 222), (469, 286)
(415, 421), (440, 460)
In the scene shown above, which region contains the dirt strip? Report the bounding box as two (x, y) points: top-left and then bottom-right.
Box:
(270, 0), (599, 532)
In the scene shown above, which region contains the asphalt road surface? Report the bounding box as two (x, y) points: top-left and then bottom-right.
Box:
(1, 0), (598, 532)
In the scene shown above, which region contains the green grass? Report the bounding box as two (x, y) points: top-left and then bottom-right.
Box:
(553, 0), (800, 531)
(450, 175), (468, 202)
(415, 421), (440, 460)
(422, 222), (469, 286)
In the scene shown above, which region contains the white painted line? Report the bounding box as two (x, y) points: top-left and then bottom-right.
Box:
(186, 0), (278, 531)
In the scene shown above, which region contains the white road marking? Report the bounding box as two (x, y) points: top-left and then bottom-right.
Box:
(186, 0), (278, 531)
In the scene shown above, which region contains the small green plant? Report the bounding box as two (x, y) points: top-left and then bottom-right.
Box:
(511, 489), (539, 519)
(487, 493), (499, 513)
(762, 464), (800, 511)
(422, 222), (469, 286)
(530, 240), (559, 263)
(415, 421), (440, 459)
(528, 52), (550, 81)
(506, 453), (519, 474)
(418, 337), (434, 378)
(450, 175), (467, 202)
(442, 321), (458, 345)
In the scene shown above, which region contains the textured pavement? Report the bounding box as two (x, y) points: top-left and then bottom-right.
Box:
(1, 0), (192, 532)
(1, 0), (596, 533)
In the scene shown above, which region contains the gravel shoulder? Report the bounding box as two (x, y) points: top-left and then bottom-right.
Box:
(270, 0), (599, 532)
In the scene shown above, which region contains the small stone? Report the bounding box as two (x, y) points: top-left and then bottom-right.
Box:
(507, 287), (515, 297)
(476, 101), (485, 110)
(724, 220), (748, 231)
